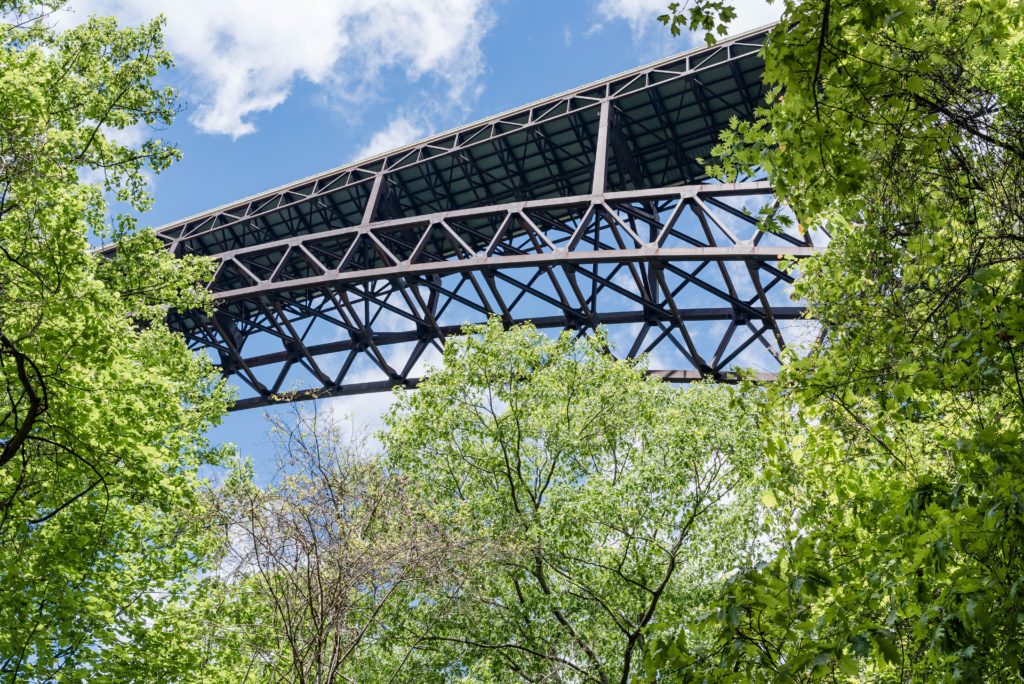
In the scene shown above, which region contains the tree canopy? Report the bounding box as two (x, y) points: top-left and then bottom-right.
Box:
(0, 2), (229, 679)
(379, 320), (762, 682)
(202, 403), (456, 683)
(646, 0), (1024, 681)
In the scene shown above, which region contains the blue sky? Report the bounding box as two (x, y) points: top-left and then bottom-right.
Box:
(66, 0), (780, 475)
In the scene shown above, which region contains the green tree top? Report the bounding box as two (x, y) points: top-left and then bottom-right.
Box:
(381, 320), (763, 683)
(0, 3), (231, 680)
(649, 1), (1024, 681)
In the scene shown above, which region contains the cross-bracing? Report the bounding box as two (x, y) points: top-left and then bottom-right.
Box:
(137, 24), (823, 410)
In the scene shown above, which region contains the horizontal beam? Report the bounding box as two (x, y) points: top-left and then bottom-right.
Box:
(230, 368), (779, 411)
(234, 306), (806, 369)
(212, 181), (772, 262)
(216, 245), (814, 302)
(207, 182), (807, 302)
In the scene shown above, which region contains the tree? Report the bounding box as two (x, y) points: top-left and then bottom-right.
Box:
(206, 403), (456, 683)
(650, 0), (1024, 680)
(380, 319), (763, 683)
(0, 2), (230, 679)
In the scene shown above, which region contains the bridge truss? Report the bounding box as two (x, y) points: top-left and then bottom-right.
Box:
(143, 24), (823, 410)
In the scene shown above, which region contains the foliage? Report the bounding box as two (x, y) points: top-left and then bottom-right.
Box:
(0, 2), (229, 679)
(650, 0), (1024, 681)
(658, 1), (738, 45)
(205, 403), (455, 683)
(380, 319), (763, 683)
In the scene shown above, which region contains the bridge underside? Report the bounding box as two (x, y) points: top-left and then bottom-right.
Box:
(143, 24), (823, 410)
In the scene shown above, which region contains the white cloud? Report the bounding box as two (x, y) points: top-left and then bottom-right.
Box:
(594, 0), (781, 44)
(353, 115), (428, 161)
(327, 390), (400, 453)
(61, 0), (495, 138)
(716, 0), (783, 34)
(593, 0), (667, 37)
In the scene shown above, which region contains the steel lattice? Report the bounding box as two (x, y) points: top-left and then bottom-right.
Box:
(120, 24), (824, 410)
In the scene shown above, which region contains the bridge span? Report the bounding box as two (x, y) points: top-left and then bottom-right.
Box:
(141, 24), (822, 410)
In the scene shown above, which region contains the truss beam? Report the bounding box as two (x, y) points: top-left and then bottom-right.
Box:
(106, 24), (825, 410)
(166, 179), (821, 409)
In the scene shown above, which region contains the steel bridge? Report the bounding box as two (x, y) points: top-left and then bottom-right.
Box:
(146, 24), (823, 410)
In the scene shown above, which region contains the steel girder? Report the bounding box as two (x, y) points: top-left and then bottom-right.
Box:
(175, 180), (822, 410)
(126, 24), (825, 410)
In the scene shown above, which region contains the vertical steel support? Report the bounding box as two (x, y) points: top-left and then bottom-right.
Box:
(592, 99), (610, 195)
(362, 173), (385, 225)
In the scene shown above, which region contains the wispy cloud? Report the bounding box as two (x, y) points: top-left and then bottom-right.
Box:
(593, 0), (671, 38)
